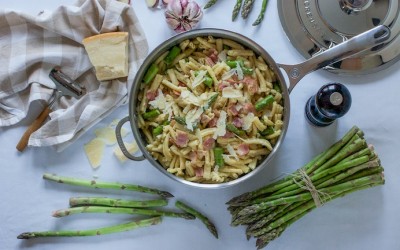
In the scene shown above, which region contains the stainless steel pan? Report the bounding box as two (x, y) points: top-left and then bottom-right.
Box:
(116, 25), (390, 188)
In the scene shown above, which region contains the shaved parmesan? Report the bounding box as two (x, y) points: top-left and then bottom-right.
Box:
(227, 143), (239, 160)
(149, 90), (167, 110)
(149, 90), (174, 120)
(213, 110), (227, 139)
(84, 138), (106, 169)
(235, 61), (244, 80)
(180, 90), (202, 106)
(222, 87), (243, 99)
(185, 107), (204, 131)
(218, 51), (227, 62)
(222, 68), (236, 80)
(191, 70), (207, 89)
(113, 141), (139, 163)
(95, 126), (128, 145)
(242, 112), (255, 131)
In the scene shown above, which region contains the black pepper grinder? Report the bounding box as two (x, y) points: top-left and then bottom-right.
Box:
(305, 83), (352, 127)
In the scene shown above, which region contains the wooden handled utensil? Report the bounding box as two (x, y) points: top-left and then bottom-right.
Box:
(16, 67), (86, 152)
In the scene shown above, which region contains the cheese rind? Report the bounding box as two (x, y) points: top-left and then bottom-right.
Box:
(82, 32), (129, 81)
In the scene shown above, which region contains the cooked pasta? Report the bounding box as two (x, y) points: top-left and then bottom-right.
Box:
(137, 36), (284, 184)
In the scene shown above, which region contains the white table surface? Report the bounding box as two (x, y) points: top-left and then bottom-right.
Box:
(1, 1), (400, 250)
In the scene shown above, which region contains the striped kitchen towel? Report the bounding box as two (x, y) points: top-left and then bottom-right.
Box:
(0, 0), (148, 151)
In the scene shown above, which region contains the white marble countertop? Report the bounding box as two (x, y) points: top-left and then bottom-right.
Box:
(1, 1), (400, 250)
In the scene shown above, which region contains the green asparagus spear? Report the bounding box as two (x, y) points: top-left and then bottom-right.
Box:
(252, 0), (269, 26)
(69, 197), (168, 208)
(203, 93), (218, 110)
(143, 109), (161, 120)
(174, 116), (187, 125)
(204, 0), (219, 9)
(175, 201), (218, 239)
(226, 123), (245, 136)
(17, 217), (162, 239)
(164, 46), (181, 66)
(52, 206), (195, 220)
(241, 0), (255, 19)
(43, 173), (173, 198)
(143, 64), (159, 84)
(255, 95), (274, 111)
(260, 126), (274, 136)
(232, 0), (243, 21)
(214, 147), (224, 167)
(152, 125), (163, 137)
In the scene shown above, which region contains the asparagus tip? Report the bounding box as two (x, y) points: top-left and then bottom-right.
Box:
(17, 233), (33, 239)
(161, 191), (174, 198)
(207, 224), (219, 239)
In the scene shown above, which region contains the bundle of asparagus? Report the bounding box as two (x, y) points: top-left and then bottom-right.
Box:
(226, 126), (385, 249)
(204, 0), (269, 26)
(18, 174), (218, 239)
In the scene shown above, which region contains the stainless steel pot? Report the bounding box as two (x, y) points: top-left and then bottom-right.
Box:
(116, 26), (390, 188)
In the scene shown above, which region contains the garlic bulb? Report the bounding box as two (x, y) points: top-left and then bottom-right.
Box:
(165, 0), (203, 33)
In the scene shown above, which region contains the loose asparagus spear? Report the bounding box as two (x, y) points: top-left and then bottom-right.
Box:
(175, 200), (218, 239)
(232, 0), (243, 21)
(53, 206), (195, 220)
(43, 173), (173, 198)
(204, 0), (219, 9)
(17, 216), (162, 239)
(252, 0), (269, 26)
(69, 197), (168, 208)
(241, 0), (255, 19)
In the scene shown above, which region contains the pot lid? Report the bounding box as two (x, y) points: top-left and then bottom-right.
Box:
(278, 0), (400, 75)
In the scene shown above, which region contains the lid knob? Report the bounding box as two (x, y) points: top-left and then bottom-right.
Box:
(340, 0), (373, 15)
(305, 83), (352, 127)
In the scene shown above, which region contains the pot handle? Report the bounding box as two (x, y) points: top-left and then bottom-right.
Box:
(278, 25), (391, 93)
(115, 116), (145, 161)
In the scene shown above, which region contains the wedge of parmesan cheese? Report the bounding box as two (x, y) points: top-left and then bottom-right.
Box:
(82, 32), (129, 81)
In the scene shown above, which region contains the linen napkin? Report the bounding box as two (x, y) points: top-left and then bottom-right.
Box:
(0, 0), (148, 151)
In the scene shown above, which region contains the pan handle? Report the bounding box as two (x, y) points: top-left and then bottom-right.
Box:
(115, 116), (145, 161)
(277, 25), (391, 93)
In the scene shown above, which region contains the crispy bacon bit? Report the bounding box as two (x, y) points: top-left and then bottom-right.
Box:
(194, 167), (204, 177)
(146, 90), (157, 101)
(189, 151), (197, 162)
(222, 131), (235, 138)
(207, 117), (218, 128)
(206, 48), (218, 63)
(205, 57), (215, 67)
(228, 103), (239, 116)
(175, 130), (189, 148)
(218, 82), (229, 91)
(242, 76), (259, 94)
(237, 143), (250, 156)
(233, 117), (243, 128)
(203, 137), (215, 150)
(242, 103), (256, 114)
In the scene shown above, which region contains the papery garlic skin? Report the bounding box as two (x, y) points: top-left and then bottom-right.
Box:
(165, 0), (203, 33)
